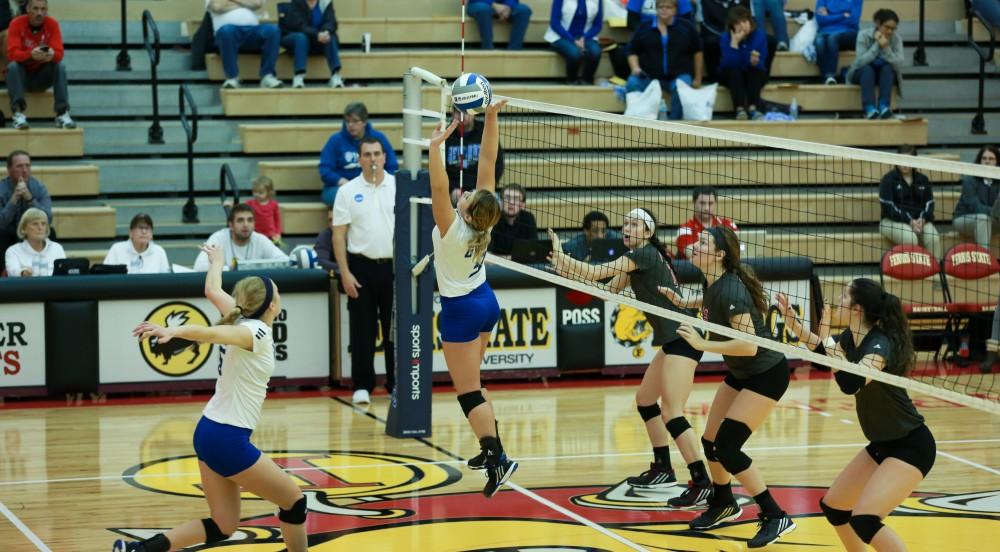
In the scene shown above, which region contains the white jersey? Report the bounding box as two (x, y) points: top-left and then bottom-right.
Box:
(431, 213), (487, 297)
(202, 319), (275, 430)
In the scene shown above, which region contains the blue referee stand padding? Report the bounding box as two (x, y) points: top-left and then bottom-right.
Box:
(386, 170), (436, 438)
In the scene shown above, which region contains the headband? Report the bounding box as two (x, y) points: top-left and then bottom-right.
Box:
(246, 276), (275, 320)
(626, 208), (656, 234)
(707, 226), (730, 257)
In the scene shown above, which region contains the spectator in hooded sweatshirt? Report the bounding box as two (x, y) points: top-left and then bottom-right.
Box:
(318, 101), (398, 206)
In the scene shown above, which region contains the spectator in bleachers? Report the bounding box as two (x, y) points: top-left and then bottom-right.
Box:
(319, 102), (399, 206)
(206, 0), (283, 90)
(698, 0), (752, 83)
(627, 0), (702, 120)
(626, 0), (694, 30)
(753, 0), (789, 51)
(446, 107), (505, 205)
(562, 210), (623, 261)
(467, 0), (532, 51)
(4, 207), (63, 277)
(6, 0), (74, 130)
(971, 0), (1000, 31)
(718, 6), (770, 120)
(246, 176), (283, 246)
(192, 203), (289, 271)
(312, 207), (338, 274)
(279, 0), (343, 89)
(0, 150), (51, 274)
(878, 145), (942, 259)
(813, 0), (862, 84)
(676, 186), (738, 259)
(846, 8), (902, 120)
(953, 145), (1000, 252)
(490, 183), (538, 256)
(545, 0), (604, 84)
(103, 213), (171, 274)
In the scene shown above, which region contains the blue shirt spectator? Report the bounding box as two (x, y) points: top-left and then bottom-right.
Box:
(816, 0), (862, 35)
(544, 0), (604, 84)
(626, 0), (692, 30)
(719, 27), (769, 71)
(318, 102), (398, 206)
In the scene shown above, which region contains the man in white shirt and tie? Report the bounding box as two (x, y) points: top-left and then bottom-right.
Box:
(333, 137), (396, 404)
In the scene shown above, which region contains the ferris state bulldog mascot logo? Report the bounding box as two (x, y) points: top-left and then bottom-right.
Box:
(610, 305), (654, 358)
(110, 451), (999, 550)
(138, 301), (214, 377)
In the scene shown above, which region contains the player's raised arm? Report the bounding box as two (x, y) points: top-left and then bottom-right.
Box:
(476, 99), (507, 194)
(429, 120), (460, 235)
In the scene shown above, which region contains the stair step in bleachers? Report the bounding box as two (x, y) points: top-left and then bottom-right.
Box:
(241, 118), (928, 154)
(52, 205), (116, 239)
(0, 165), (99, 197)
(0, 129), (84, 158)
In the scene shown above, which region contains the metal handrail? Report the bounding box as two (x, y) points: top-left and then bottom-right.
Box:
(116, 0), (131, 71)
(180, 83), (200, 223)
(142, 10), (163, 144)
(913, 0), (927, 66)
(220, 164), (240, 219)
(967, 7), (996, 134)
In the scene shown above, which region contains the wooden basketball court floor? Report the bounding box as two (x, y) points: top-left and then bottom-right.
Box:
(0, 369), (997, 551)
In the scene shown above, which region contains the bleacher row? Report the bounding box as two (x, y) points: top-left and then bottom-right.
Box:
(0, 0), (991, 291)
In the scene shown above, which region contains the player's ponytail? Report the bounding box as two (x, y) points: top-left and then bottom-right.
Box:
(216, 277), (267, 325)
(465, 189), (501, 260)
(713, 226), (768, 314)
(849, 278), (915, 376)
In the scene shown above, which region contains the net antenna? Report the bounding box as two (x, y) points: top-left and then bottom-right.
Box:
(491, 94), (1000, 415)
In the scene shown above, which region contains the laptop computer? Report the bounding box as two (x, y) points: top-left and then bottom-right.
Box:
(738, 230), (767, 258)
(511, 239), (553, 264)
(90, 263), (128, 275)
(589, 238), (627, 263)
(53, 258), (90, 276)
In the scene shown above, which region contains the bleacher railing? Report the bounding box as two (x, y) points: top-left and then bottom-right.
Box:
(116, 0), (131, 71)
(913, 0), (928, 66)
(220, 163), (239, 219)
(180, 83), (199, 223)
(967, 4), (996, 134)
(142, 10), (164, 144)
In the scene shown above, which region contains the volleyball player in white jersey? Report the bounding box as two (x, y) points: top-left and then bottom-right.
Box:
(426, 99), (517, 497)
(113, 244), (307, 552)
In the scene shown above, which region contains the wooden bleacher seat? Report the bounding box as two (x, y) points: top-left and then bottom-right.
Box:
(0, 165), (99, 197)
(786, 0), (966, 22)
(280, 203), (329, 235)
(51, 206), (116, 239)
(241, 118), (928, 155)
(0, 129), (84, 158)
(0, 92), (56, 118)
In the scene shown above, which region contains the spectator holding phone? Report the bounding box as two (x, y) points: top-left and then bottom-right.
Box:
(6, 0), (74, 130)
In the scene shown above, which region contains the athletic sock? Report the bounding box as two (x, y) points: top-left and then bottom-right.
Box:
(141, 534), (170, 552)
(688, 460), (709, 485)
(653, 445), (672, 470)
(712, 482), (734, 505)
(479, 435), (503, 460)
(753, 489), (783, 516)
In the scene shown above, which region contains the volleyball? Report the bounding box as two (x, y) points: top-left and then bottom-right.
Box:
(291, 245), (319, 269)
(451, 73), (492, 114)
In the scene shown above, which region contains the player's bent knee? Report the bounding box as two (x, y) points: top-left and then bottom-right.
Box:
(701, 437), (718, 462)
(636, 402), (661, 422)
(278, 495), (308, 525)
(202, 518), (232, 544)
(457, 390), (487, 418)
(665, 416), (691, 439)
(848, 514), (884, 543)
(819, 499), (852, 526)
(714, 419), (753, 474)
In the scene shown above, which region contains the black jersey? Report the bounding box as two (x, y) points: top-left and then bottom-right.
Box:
(624, 244), (692, 346)
(839, 328), (925, 442)
(702, 271), (784, 378)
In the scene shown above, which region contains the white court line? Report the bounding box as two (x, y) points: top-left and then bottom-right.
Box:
(1, 439), (997, 488)
(0, 500), (52, 552)
(506, 481), (649, 552)
(936, 450), (1000, 477)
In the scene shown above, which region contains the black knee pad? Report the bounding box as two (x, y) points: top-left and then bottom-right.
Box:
(714, 419), (753, 475)
(636, 402), (661, 422)
(278, 495), (308, 525)
(665, 416), (691, 439)
(201, 518), (230, 544)
(819, 499), (852, 526)
(457, 390), (486, 418)
(849, 514), (884, 544)
(701, 437), (718, 462)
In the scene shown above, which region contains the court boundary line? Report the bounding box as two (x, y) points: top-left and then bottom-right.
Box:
(935, 450), (1000, 477)
(1, 438), (998, 488)
(0, 500), (52, 552)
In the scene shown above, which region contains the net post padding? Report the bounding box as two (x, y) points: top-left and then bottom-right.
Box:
(485, 254), (1000, 415)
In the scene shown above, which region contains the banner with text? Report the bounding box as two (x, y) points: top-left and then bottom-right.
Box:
(0, 303), (46, 388)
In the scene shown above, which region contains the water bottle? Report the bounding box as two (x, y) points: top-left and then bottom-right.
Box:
(789, 98), (799, 120)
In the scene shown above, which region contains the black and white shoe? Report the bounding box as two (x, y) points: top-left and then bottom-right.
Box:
(748, 512), (796, 548)
(626, 463), (677, 490)
(688, 501), (742, 530)
(467, 449), (488, 470)
(111, 540), (139, 552)
(667, 480), (713, 509)
(483, 454), (518, 497)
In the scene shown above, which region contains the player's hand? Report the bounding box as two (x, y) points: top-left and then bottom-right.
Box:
(134, 321), (173, 343)
(818, 304), (832, 341)
(658, 285), (684, 305)
(341, 270), (362, 299)
(430, 119), (459, 148)
(676, 324), (706, 350)
(485, 98), (507, 117)
(200, 244), (225, 267)
(546, 227), (562, 254)
(775, 292), (796, 321)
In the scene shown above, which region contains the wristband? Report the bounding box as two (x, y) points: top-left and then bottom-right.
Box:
(823, 336), (836, 350)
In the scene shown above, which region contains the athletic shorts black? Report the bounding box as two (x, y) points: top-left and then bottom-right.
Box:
(723, 358), (790, 401)
(661, 338), (705, 362)
(865, 424), (936, 477)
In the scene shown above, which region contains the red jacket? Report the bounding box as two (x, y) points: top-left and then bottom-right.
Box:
(675, 215), (738, 259)
(7, 15), (64, 72)
(247, 199), (283, 240)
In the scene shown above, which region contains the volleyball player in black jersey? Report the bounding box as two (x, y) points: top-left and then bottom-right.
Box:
(777, 278), (935, 551)
(548, 208), (711, 502)
(666, 226), (795, 548)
